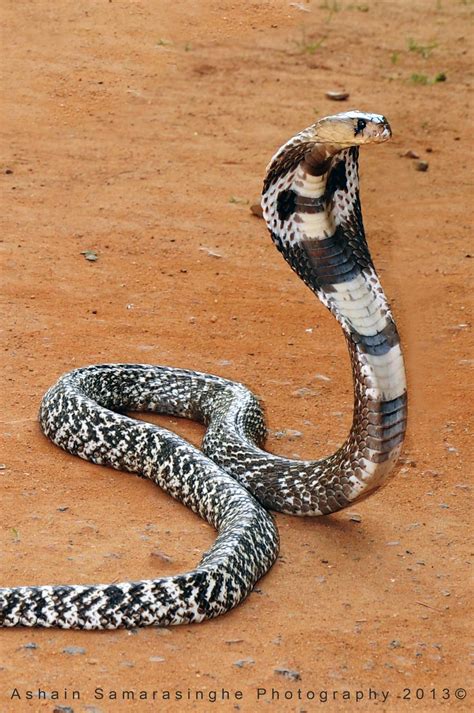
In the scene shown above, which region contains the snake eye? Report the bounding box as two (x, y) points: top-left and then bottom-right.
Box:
(355, 118), (367, 136)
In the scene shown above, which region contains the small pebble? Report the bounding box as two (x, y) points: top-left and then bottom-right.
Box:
(401, 149), (420, 159)
(292, 387), (317, 398)
(199, 246), (223, 258)
(313, 373), (331, 381)
(349, 513), (362, 523)
(149, 656), (165, 662)
(250, 203), (264, 218)
(62, 646), (86, 655)
(275, 667), (301, 681)
(415, 161), (429, 172)
(22, 642), (38, 650)
(53, 707), (74, 713)
(234, 658), (255, 668)
(325, 90), (349, 101)
(272, 429), (302, 440)
(290, 2), (311, 11)
(150, 550), (173, 563)
(81, 250), (98, 261)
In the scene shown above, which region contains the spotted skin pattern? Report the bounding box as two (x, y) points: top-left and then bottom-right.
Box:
(0, 111), (407, 629)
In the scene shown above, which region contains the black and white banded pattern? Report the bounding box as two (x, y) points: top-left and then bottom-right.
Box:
(1, 111), (407, 628)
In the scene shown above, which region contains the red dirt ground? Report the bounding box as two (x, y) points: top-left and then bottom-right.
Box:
(1, 1), (472, 712)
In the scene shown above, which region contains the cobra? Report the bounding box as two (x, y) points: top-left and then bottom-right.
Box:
(0, 111), (407, 629)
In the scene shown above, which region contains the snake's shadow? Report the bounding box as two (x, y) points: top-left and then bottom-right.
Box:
(274, 509), (383, 562)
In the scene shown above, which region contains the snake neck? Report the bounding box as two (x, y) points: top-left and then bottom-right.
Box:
(262, 135), (407, 498)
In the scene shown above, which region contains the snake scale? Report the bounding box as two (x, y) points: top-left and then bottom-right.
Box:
(1, 111), (407, 629)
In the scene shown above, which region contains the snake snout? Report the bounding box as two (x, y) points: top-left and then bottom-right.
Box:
(369, 117), (392, 143)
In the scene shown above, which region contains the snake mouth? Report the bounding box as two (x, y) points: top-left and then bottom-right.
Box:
(371, 123), (392, 143)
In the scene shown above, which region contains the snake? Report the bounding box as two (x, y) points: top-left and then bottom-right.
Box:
(0, 111), (407, 629)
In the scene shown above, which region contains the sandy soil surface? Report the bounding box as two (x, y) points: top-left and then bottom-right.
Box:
(1, 1), (472, 711)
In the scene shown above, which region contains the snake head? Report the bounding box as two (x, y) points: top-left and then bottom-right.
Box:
(313, 111), (392, 147)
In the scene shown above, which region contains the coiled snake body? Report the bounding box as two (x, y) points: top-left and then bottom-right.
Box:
(0, 111), (407, 629)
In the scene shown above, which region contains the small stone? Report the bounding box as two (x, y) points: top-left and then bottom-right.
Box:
(22, 642), (38, 650)
(81, 249), (98, 261)
(150, 550), (173, 563)
(386, 541), (400, 546)
(292, 387), (317, 398)
(57, 506), (69, 512)
(272, 429), (303, 440)
(5, 168), (13, 174)
(53, 707), (74, 713)
(0, 464), (6, 470)
(415, 161), (429, 172)
(234, 658), (255, 668)
(199, 245), (223, 258)
(448, 323), (469, 331)
(149, 656), (165, 662)
(325, 90), (349, 101)
(349, 513), (362, 523)
(62, 646), (86, 655)
(250, 203), (264, 218)
(225, 639), (244, 644)
(290, 2), (311, 11)
(275, 667), (302, 681)
(389, 640), (401, 649)
(401, 149), (420, 159)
